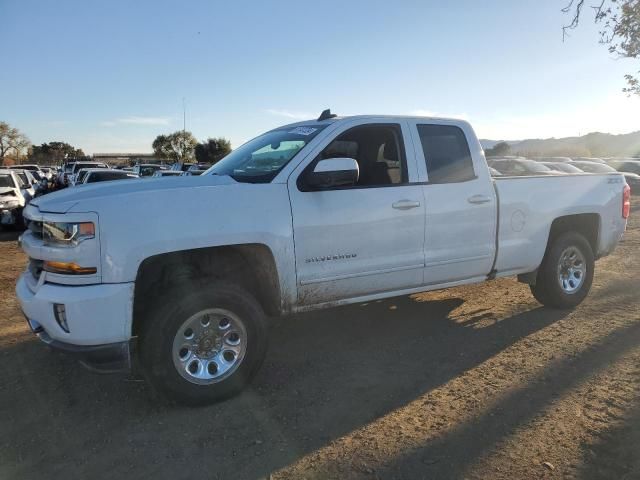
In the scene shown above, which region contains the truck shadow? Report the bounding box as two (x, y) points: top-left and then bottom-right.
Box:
(0, 292), (568, 479)
(371, 313), (640, 480)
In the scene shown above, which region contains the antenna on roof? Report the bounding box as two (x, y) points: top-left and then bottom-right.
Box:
(317, 109), (337, 121)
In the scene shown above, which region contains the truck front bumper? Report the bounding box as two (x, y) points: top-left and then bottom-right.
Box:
(16, 272), (135, 372)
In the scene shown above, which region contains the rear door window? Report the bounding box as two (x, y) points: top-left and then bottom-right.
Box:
(417, 125), (475, 183)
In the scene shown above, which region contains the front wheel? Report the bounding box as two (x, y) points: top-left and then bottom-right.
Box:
(530, 232), (595, 309)
(139, 283), (268, 406)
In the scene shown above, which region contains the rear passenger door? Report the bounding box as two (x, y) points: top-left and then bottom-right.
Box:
(408, 121), (497, 285)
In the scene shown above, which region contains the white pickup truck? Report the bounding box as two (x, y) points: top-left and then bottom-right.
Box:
(16, 113), (630, 405)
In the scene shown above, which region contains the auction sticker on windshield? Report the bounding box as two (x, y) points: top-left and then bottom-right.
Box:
(288, 126), (318, 136)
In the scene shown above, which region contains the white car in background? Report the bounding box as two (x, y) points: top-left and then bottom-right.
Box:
(11, 169), (37, 202)
(8, 164), (44, 175)
(0, 169), (27, 227)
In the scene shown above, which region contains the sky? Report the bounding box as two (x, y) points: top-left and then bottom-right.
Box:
(1, 0), (639, 154)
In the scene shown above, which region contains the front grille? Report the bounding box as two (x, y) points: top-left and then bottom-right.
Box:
(28, 220), (43, 239)
(28, 258), (43, 280)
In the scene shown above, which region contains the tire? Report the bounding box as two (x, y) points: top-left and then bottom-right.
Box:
(530, 231), (594, 309)
(139, 282), (268, 406)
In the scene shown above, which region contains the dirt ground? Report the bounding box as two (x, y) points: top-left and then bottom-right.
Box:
(0, 200), (638, 480)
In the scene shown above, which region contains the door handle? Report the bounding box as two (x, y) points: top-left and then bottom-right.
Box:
(392, 200), (421, 210)
(467, 194), (491, 204)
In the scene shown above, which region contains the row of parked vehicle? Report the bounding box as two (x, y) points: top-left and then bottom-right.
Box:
(0, 160), (213, 229)
(487, 156), (640, 191)
(57, 161), (214, 187)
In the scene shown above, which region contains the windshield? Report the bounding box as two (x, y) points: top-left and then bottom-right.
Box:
(207, 125), (327, 183)
(0, 174), (16, 188)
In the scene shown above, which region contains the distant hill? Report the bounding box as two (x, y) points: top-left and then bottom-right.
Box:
(480, 131), (640, 157)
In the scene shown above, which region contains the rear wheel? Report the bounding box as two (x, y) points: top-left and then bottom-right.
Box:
(530, 232), (594, 309)
(139, 282), (268, 405)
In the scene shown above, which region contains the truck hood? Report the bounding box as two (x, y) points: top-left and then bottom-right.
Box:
(31, 175), (236, 213)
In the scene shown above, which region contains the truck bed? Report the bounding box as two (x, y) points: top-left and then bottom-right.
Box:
(493, 173), (626, 278)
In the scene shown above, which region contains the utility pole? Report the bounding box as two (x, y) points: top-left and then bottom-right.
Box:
(181, 97), (186, 163)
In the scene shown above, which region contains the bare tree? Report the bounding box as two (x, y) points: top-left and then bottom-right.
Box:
(563, 0), (640, 95)
(0, 121), (31, 165)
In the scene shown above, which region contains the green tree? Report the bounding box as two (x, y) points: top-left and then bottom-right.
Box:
(152, 131), (198, 162)
(563, 0), (640, 95)
(30, 141), (84, 165)
(0, 121), (31, 165)
(194, 137), (232, 164)
(485, 141), (511, 157)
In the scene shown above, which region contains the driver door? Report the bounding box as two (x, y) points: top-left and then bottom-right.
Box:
(288, 120), (426, 306)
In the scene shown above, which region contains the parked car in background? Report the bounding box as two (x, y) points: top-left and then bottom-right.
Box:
(17, 114), (629, 405)
(540, 162), (584, 174)
(571, 160), (640, 193)
(12, 170), (37, 202)
(181, 170), (206, 176)
(170, 162), (196, 172)
(609, 160), (640, 176)
(533, 156), (574, 163)
(622, 173), (640, 193)
(8, 164), (44, 174)
(603, 160), (640, 192)
(68, 162), (109, 185)
(29, 171), (50, 194)
(72, 169), (92, 186)
(152, 170), (183, 178)
(57, 163), (75, 187)
(80, 169), (139, 184)
(571, 161), (618, 174)
(0, 169), (27, 228)
(133, 164), (166, 177)
(40, 167), (55, 180)
(571, 157), (607, 164)
(488, 158), (559, 176)
(187, 163), (212, 172)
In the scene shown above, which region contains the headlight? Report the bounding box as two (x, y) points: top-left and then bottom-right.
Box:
(43, 221), (95, 247)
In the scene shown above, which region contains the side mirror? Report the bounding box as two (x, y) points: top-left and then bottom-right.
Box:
(305, 158), (359, 189)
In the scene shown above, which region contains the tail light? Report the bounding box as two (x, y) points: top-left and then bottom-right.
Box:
(623, 184), (631, 219)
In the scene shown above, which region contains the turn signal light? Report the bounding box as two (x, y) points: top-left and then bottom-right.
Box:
(623, 184), (631, 219)
(43, 261), (97, 275)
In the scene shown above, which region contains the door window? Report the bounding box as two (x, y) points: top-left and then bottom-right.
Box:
(312, 124), (408, 188)
(417, 124), (475, 183)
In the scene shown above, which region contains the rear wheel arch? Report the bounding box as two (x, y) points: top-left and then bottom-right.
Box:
(546, 213), (600, 257)
(132, 243), (281, 337)
(518, 213), (600, 286)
